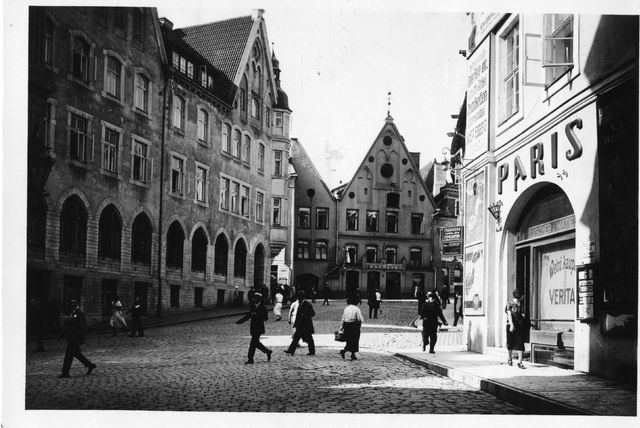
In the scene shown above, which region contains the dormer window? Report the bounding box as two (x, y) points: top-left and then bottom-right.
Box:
(172, 51), (193, 79)
(199, 65), (214, 89)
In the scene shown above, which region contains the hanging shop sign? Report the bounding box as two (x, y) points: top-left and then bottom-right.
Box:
(443, 242), (462, 256)
(577, 264), (596, 322)
(468, 13), (505, 53)
(442, 226), (464, 242)
(466, 38), (490, 161)
(497, 116), (586, 195)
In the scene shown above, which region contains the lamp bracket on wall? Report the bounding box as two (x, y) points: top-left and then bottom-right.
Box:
(488, 200), (503, 232)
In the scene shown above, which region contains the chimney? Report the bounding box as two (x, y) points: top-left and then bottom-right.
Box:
(159, 17), (173, 30)
(410, 152), (420, 169)
(252, 9), (265, 20)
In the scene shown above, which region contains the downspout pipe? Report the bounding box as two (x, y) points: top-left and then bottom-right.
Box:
(157, 73), (171, 317)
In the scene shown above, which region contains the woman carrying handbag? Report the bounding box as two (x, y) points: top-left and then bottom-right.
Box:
(339, 297), (364, 361)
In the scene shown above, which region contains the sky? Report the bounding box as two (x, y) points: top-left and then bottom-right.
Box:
(156, 1), (470, 189)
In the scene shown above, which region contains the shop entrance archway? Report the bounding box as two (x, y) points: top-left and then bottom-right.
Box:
(510, 184), (576, 369)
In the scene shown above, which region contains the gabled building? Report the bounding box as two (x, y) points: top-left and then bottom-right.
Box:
(158, 9), (294, 311)
(331, 115), (439, 298)
(290, 138), (338, 295)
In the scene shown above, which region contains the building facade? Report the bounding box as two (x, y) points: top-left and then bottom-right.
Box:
(331, 116), (439, 298)
(28, 6), (166, 327)
(290, 138), (339, 295)
(27, 7), (294, 327)
(460, 13), (638, 381)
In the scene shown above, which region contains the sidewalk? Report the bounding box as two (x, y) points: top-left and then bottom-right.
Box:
(395, 348), (637, 416)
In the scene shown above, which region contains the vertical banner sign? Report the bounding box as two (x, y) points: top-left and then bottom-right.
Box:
(464, 172), (485, 244)
(577, 264), (596, 321)
(464, 244), (484, 315)
(540, 248), (576, 321)
(466, 38), (490, 161)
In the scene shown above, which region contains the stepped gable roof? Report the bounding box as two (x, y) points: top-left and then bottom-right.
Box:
(175, 15), (254, 81)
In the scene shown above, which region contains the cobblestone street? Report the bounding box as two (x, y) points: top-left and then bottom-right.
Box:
(25, 302), (524, 413)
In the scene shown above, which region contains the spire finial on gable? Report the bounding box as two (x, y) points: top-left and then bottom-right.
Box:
(386, 91), (394, 122)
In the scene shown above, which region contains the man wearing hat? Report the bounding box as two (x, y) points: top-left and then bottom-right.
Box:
(284, 290), (316, 356)
(59, 299), (96, 378)
(419, 291), (448, 353)
(236, 292), (273, 364)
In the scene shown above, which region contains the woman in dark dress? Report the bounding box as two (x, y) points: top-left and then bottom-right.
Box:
(340, 297), (364, 360)
(506, 289), (526, 368)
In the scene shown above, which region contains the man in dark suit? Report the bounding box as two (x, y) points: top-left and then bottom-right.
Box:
(236, 292), (273, 364)
(59, 299), (96, 378)
(127, 296), (144, 337)
(284, 291), (316, 356)
(420, 291), (448, 353)
(453, 291), (464, 326)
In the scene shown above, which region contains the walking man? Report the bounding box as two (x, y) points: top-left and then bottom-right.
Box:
(127, 296), (144, 337)
(322, 283), (331, 306)
(236, 292), (273, 364)
(284, 291), (316, 356)
(420, 291), (448, 353)
(59, 299), (96, 378)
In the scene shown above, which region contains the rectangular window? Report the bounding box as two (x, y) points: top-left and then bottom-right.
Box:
(265, 108), (271, 129)
(233, 130), (241, 158)
(134, 74), (149, 112)
(366, 245), (378, 263)
(222, 124), (231, 153)
(243, 135), (251, 164)
(366, 210), (379, 232)
(132, 140), (149, 182)
(543, 14), (574, 85)
(385, 246), (397, 264)
(272, 198), (281, 225)
(230, 182), (239, 213)
(386, 211), (398, 233)
(102, 127), (119, 173)
(69, 113), (91, 162)
(315, 241), (328, 260)
(387, 192), (400, 208)
(275, 111), (283, 131)
(345, 244), (358, 264)
(170, 285), (180, 307)
(316, 207), (329, 229)
(346, 209), (359, 231)
(195, 165), (207, 203)
(239, 88), (246, 111)
(258, 144), (265, 172)
(500, 23), (520, 122)
(132, 9), (144, 42)
(241, 185), (250, 217)
(197, 110), (208, 142)
(298, 207), (311, 229)
(220, 177), (230, 210)
(297, 240), (310, 260)
(256, 191), (264, 222)
(105, 56), (121, 98)
(170, 156), (185, 195)
(410, 247), (422, 267)
(72, 37), (91, 81)
(194, 287), (203, 308)
(43, 20), (54, 64)
(173, 96), (185, 130)
(273, 150), (282, 175)
(411, 213), (424, 235)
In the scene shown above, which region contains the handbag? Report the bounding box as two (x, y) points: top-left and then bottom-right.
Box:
(334, 329), (346, 342)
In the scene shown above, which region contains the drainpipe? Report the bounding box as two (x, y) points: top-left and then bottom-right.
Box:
(156, 74), (171, 317)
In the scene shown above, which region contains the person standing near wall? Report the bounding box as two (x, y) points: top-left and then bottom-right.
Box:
(505, 289), (527, 369)
(453, 291), (464, 327)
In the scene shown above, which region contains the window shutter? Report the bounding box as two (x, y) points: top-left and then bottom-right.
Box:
(524, 32), (545, 86)
(89, 56), (97, 82)
(89, 133), (95, 162)
(146, 157), (154, 182)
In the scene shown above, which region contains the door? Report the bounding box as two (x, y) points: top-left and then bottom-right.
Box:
(346, 271), (360, 296)
(385, 272), (401, 298)
(367, 271), (380, 293)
